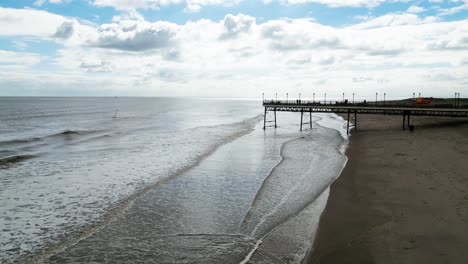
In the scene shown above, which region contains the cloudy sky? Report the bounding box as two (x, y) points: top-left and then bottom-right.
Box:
(0, 0), (467, 99)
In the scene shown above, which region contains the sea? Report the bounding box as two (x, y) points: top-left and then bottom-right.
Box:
(0, 97), (348, 264)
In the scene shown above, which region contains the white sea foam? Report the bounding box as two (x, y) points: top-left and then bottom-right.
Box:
(236, 112), (348, 263)
(315, 113), (350, 154)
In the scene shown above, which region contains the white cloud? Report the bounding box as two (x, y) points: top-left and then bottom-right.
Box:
(185, 0), (244, 12)
(0, 7), (67, 37)
(437, 0), (468, 15)
(52, 21), (76, 39)
(91, 0), (244, 11)
(260, 19), (340, 51)
(0, 50), (42, 70)
(349, 14), (437, 29)
(407, 5), (426, 13)
(220, 14), (255, 39)
(34, 0), (69, 6)
(277, 0), (408, 8)
(12, 40), (29, 50)
(33, 0), (46, 6)
(2, 8), (468, 97)
(91, 20), (179, 51)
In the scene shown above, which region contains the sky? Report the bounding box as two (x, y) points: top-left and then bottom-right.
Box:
(0, 0), (467, 99)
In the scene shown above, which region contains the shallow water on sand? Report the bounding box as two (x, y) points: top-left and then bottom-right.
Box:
(0, 98), (347, 263)
(0, 97), (260, 262)
(46, 114), (347, 263)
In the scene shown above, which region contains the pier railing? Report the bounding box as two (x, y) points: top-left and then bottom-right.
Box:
(262, 99), (468, 133)
(263, 100), (467, 109)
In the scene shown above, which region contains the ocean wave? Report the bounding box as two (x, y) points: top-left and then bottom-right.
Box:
(46, 130), (98, 138)
(0, 111), (109, 122)
(0, 130), (101, 147)
(0, 138), (41, 147)
(0, 154), (37, 168)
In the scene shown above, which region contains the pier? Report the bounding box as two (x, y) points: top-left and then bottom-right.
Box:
(263, 100), (468, 134)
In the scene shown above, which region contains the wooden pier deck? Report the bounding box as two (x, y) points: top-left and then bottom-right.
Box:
(262, 100), (468, 133)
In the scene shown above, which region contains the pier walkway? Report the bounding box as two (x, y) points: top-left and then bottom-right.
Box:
(263, 100), (468, 133)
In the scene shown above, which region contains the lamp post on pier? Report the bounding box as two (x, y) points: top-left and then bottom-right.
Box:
(313, 93), (315, 103)
(384, 93), (386, 106)
(286, 93), (288, 103)
(352, 93), (355, 104)
(376, 93), (378, 105)
(324, 93), (327, 104)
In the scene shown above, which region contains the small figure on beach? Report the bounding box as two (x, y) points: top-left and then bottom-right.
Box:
(409, 125), (415, 132)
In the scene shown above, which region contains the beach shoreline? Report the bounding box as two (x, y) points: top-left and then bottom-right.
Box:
(309, 114), (468, 263)
(41, 114), (348, 264)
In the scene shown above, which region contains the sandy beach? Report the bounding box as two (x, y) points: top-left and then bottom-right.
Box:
(310, 114), (468, 264)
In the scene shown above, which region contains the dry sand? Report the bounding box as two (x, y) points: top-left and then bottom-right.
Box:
(309, 114), (468, 264)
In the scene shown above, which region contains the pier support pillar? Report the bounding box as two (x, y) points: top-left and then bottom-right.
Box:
(354, 110), (357, 132)
(263, 107), (277, 130)
(300, 109), (304, 131)
(309, 109), (313, 129)
(300, 108), (313, 131)
(407, 112), (410, 128)
(274, 108), (277, 128)
(402, 113), (406, 130)
(347, 109), (350, 134)
(402, 110), (411, 130)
